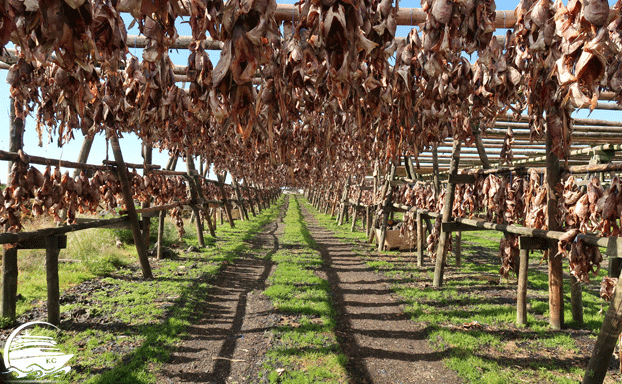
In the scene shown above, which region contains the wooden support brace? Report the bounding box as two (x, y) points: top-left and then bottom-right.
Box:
(582, 267), (622, 384)
(186, 155), (205, 247)
(434, 138), (461, 288)
(110, 136), (153, 279)
(141, 143), (152, 247)
(217, 172), (235, 228)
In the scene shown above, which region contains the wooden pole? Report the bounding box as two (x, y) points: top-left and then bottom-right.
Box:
(366, 205), (371, 238)
(186, 155), (205, 247)
(232, 179), (249, 221)
(378, 165), (397, 252)
(517, 248), (529, 326)
(157, 155), (176, 260)
(338, 175), (351, 226)
(546, 107), (564, 330)
(351, 180), (364, 232)
(217, 172), (235, 228)
(416, 210), (424, 267)
(110, 135), (153, 279)
(1, 244), (17, 320)
(1, 97), (23, 320)
(72, 136), (94, 178)
(582, 268), (622, 384)
(473, 125), (491, 169)
(46, 236), (60, 326)
(243, 180), (257, 217)
(433, 138), (461, 288)
(141, 143), (152, 247)
(432, 145), (441, 196)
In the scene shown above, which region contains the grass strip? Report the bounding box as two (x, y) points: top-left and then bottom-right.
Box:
(261, 195), (348, 383)
(40, 198), (285, 384)
(303, 197), (610, 384)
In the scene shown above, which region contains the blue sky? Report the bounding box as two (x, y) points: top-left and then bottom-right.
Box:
(0, 0), (620, 182)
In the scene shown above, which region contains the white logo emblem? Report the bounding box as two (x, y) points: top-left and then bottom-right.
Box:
(2, 321), (73, 380)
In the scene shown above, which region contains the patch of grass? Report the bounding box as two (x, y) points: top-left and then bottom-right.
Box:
(262, 196), (348, 384)
(5, 198), (285, 384)
(305, 198), (610, 384)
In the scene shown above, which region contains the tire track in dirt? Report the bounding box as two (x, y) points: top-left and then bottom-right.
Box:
(159, 197), (288, 384)
(300, 203), (462, 384)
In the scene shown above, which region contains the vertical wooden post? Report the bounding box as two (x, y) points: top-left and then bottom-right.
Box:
(46, 236), (60, 326)
(157, 155), (176, 260)
(365, 206), (371, 237)
(351, 180), (364, 232)
(546, 108), (563, 330)
(232, 179), (248, 221)
(110, 135), (153, 279)
(338, 175), (351, 226)
(186, 155), (205, 247)
(2, 97), (23, 320)
(203, 204), (216, 238)
(244, 181), (257, 217)
(141, 143), (152, 247)
(582, 266), (622, 384)
(432, 145), (440, 196)
(217, 172), (235, 228)
(433, 138), (461, 288)
(1, 245), (17, 320)
(416, 210), (424, 267)
(517, 247), (529, 326)
(157, 212), (166, 260)
(253, 186), (263, 213)
(378, 165), (397, 252)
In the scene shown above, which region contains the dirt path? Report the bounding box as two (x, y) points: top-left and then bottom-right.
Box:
(158, 198), (288, 384)
(300, 204), (462, 384)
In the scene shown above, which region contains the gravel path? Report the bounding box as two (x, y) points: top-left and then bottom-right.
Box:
(300, 203), (462, 384)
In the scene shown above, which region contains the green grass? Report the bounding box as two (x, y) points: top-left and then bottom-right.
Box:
(261, 195), (348, 384)
(304, 198), (609, 384)
(5, 198), (284, 384)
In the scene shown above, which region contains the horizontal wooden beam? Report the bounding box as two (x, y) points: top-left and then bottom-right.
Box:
(16, 234), (67, 250)
(0, 149), (108, 171)
(0, 217), (130, 245)
(442, 221), (487, 232)
(448, 174), (476, 184)
(519, 236), (554, 251)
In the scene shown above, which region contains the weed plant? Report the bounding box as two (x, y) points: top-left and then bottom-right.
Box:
(261, 196), (348, 384)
